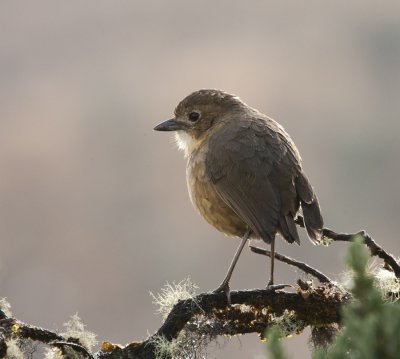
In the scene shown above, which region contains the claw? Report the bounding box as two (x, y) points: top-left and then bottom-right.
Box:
(266, 283), (292, 292)
(213, 282), (231, 305)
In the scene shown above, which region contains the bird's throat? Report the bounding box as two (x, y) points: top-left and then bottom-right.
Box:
(175, 131), (201, 157)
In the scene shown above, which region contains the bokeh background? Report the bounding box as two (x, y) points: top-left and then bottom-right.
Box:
(1, 1), (399, 358)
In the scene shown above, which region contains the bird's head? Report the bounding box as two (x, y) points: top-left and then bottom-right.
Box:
(154, 89), (246, 156)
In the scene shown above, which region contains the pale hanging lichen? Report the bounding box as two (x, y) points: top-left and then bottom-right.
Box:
(150, 278), (199, 320)
(272, 310), (306, 338)
(0, 297), (12, 317)
(62, 313), (97, 352)
(373, 267), (400, 302)
(4, 339), (24, 359)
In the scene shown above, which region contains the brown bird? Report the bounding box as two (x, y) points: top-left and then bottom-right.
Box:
(154, 89), (323, 295)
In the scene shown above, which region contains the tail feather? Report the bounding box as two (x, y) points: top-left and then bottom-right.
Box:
(279, 215), (300, 245)
(296, 172), (324, 245)
(302, 199), (323, 244)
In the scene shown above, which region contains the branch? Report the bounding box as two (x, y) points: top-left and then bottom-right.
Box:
(0, 311), (92, 359)
(249, 246), (333, 284)
(0, 315), (64, 344)
(52, 342), (94, 358)
(119, 285), (349, 359)
(1, 224), (397, 358)
(0, 285), (349, 359)
(295, 216), (400, 278)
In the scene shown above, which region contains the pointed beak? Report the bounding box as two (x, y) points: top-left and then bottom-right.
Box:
(153, 119), (183, 131)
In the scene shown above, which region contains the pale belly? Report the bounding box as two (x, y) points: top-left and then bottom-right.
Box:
(186, 161), (249, 239)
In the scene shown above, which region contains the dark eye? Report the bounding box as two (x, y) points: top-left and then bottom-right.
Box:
(188, 111), (200, 122)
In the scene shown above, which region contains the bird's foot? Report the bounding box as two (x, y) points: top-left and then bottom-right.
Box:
(266, 283), (292, 292)
(213, 281), (231, 305)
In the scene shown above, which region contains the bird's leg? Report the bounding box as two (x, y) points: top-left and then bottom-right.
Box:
(213, 229), (251, 302)
(267, 237), (275, 287)
(266, 237), (291, 291)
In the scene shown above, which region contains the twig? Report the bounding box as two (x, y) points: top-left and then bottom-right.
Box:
(249, 246), (333, 283)
(0, 311), (89, 359)
(52, 341), (94, 359)
(295, 216), (400, 278)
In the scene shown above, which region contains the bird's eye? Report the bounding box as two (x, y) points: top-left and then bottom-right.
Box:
(188, 111), (200, 122)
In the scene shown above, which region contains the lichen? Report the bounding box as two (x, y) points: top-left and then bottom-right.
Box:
(0, 298), (12, 317)
(62, 314), (97, 351)
(150, 278), (199, 320)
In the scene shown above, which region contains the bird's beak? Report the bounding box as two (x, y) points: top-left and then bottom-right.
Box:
(153, 119), (183, 131)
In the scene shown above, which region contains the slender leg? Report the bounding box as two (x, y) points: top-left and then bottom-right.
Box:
(267, 237), (275, 287)
(213, 229), (251, 300)
(266, 238), (289, 291)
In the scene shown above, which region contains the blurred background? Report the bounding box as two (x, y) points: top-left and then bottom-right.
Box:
(1, 1), (399, 357)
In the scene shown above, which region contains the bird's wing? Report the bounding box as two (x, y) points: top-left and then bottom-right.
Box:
(205, 119), (293, 244)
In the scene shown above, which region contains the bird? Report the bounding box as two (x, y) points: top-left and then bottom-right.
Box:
(154, 89), (323, 296)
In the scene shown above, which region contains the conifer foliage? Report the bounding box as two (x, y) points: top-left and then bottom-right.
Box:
(267, 239), (400, 359)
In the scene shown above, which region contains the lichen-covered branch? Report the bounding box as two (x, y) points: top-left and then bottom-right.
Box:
(0, 284), (350, 359)
(121, 284), (349, 359)
(0, 309), (94, 359)
(1, 226), (397, 359)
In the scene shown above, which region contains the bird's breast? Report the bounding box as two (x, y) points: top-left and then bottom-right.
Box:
(186, 147), (248, 238)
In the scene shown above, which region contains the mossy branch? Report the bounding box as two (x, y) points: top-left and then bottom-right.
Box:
(0, 226), (398, 359)
(0, 284), (349, 359)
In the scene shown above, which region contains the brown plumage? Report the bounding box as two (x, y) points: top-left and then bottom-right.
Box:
(154, 89), (323, 294)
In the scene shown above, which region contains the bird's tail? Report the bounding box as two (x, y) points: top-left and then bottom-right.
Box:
(295, 172), (324, 244)
(279, 214), (300, 244)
